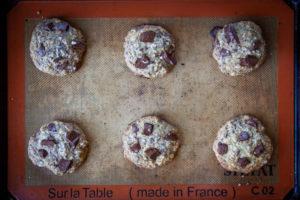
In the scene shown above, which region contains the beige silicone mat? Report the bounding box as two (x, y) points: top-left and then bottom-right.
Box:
(25, 17), (278, 185)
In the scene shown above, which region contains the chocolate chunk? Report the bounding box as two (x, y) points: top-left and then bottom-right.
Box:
(38, 149), (48, 158)
(130, 142), (141, 153)
(48, 123), (56, 132)
(168, 51), (177, 65)
(44, 22), (54, 31)
(246, 119), (257, 128)
(72, 61), (81, 69)
(67, 131), (80, 147)
(217, 142), (228, 155)
(145, 148), (161, 160)
(240, 55), (258, 67)
(72, 42), (86, 50)
(164, 132), (178, 141)
(253, 143), (265, 157)
(41, 136), (56, 146)
(160, 51), (177, 65)
(143, 123), (153, 136)
(55, 61), (69, 70)
(252, 40), (262, 50)
(140, 31), (156, 42)
(132, 124), (139, 133)
(238, 157), (250, 168)
(135, 54), (150, 69)
(224, 24), (240, 44)
(58, 159), (72, 173)
(39, 43), (46, 57)
(210, 26), (223, 38)
(58, 23), (69, 32)
(238, 131), (249, 141)
(219, 48), (231, 57)
(53, 57), (62, 63)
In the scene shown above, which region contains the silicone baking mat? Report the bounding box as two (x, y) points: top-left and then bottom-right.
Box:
(24, 17), (278, 186)
(8, 1), (294, 199)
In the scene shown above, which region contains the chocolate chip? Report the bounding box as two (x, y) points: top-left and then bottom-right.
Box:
(238, 131), (249, 141)
(67, 131), (80, 147)
(44, 22), (54, 31)
(39, 43), (46, 57)
(58, 23), (69, 32)
(130, 142), (141, 153)
(164, 132), (178, 141)
(224, 24), (240, 44)
(38, 149), (48, 158)
(238, 157), (250, 168)
(48, 123), (56, 132)
(252, 40), (262, 50)
(210, 26), (223, 38)
(72, 42), (86, 50)
(217, 142), (228, 155)
(135, 54), (150, 69)
(140, 31), (156, 42)
(160, 51), (177, 65)
(240, 55), (258, 67)
(58, 159), (72, 173)
(253, 143), (265, 157)
(145, 148), (161, 160)
(132, 124), (139, 133)
(41, 136), (56, 146)
(219, 48), (231, 57)
(143, 123), (153, 136)
(55, 61), (69, 70)
(245, 119), (257, 128)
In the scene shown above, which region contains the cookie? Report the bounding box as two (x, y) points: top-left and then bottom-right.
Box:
(124, 25), (177, 78)
(213, 115), (273, 174)
(212, 21), (266, 76)
(28, 120), (88, 175)
(122, 116), (180, 169)
(30, 18), (86, 76)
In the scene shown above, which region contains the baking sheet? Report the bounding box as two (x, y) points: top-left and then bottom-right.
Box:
(25, 17), (278, 185)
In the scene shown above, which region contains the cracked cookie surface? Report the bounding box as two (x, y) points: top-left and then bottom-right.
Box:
(212, 21), (266, 76)
(28, 120), (88, 175)
(30, 18), (86, 76)
(213, 115), (273, 174)
(124, 25), (176, 78)
(122, 116), (180, 169)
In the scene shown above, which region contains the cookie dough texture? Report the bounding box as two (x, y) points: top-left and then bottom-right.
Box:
(122, 116), (180, 169)
(212, 21), (266, 76)
(30, 18), (86, 76)
(124, 25), (177, 78)
(213, 115), (273, 174)
(28, 120), (88, 176)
